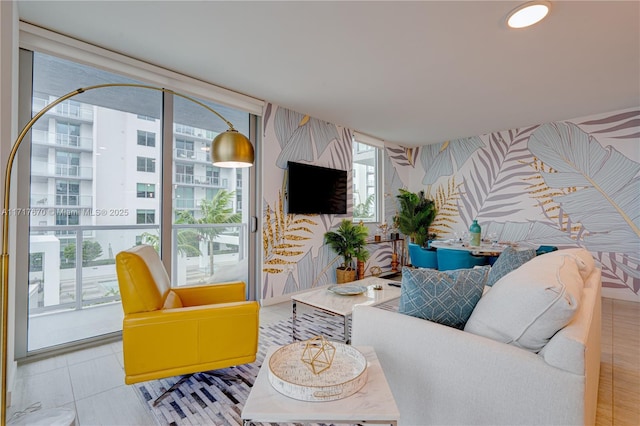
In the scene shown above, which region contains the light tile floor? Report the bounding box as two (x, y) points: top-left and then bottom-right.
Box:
(8, 299), (639, 425)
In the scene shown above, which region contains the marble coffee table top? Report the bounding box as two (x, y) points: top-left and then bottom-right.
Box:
(291, 277), (401, 316)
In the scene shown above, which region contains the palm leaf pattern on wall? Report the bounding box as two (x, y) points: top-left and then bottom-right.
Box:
(421, 136), (484, 186)
(525, 159), (582, 237)
(458, 127), (538, 226)
(273, 107), (341, 169)
(262, 190), (317, 274)
(579, 109), (640, 139)
(528, 122), (640, 294)
(430, 177), (461, 237)
(386, 146), (419, 167)
(528, 122), (640, 252)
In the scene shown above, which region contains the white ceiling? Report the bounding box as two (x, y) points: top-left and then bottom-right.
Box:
(17, 1), (640, 147)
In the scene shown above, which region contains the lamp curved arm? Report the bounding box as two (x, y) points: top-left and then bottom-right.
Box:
(0, 82), (245, 423)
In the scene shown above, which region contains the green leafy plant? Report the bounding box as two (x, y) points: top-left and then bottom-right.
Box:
(395, 188), (437, 247)
(353, 194), (375, 220)
(324, 219), (369, 271)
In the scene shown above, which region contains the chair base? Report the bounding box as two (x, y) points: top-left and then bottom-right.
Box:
(152, 370), (241, 406)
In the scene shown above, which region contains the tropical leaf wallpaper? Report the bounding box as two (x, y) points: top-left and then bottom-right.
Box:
(399, 107), (639, 302)
(262, 104), (639, 303)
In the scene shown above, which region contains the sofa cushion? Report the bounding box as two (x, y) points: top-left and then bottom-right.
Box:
(464, 250), (583, 352)
(398, 265), (490, 329)
(540, 248), (595, 281)
(486, 246), (536, 286)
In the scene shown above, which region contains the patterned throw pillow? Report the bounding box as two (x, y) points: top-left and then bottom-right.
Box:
(486, 246), (536, 286)
(398, 265), (490, 329)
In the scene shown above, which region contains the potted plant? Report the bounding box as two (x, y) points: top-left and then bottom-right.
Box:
(394, 188), (438, 268)
(324, 219), (370, 283)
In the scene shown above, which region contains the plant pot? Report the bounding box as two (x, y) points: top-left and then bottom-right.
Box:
(408, 242), (438, 269)
(336, 267), (357, 284)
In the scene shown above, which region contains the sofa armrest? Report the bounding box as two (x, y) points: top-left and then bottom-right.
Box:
(173, 280), (247, 305)
(352, 305), (585, 425)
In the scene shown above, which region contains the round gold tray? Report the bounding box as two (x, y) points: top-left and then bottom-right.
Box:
(268, 341), (368, 402)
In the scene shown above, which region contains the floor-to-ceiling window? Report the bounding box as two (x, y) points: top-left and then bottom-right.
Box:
(17, 49), (257, 357)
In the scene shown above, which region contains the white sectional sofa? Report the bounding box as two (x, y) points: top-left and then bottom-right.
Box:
(352, 248), (602, 426)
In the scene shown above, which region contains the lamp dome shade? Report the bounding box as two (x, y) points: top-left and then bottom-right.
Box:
(211, 129), (254, 168)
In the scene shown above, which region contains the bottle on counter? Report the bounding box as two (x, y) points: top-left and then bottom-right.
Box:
(469, 220), (481, 247)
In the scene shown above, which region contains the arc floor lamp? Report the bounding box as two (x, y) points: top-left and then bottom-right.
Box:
(0, 83), (255, 424)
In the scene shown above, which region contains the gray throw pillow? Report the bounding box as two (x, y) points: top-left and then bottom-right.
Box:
(486, 246), (536, 286)
(398, 265), (490, 329)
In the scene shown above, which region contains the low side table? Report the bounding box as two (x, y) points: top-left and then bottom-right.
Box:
(241, 345), (399, 425)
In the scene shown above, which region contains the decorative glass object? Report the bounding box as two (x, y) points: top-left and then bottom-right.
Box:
(469, 220), (482, 247)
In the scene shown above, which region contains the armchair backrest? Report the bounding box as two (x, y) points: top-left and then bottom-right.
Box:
(116, 245), (171, 314)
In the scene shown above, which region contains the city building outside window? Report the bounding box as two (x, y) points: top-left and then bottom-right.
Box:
(55, 209), (79, 226)
(136, 183), (156, 198)
(56, 121), (80, 146)
(136, 209), (156, 224)
(136, 156), (156, 172)
(175, 186), (194, 209)
(56, 151), (80, 177)
(176, 138), (195, 159)
(55, 180), (80, 206)
(176, 163), (194, 184)
(137, 130), (156, 147)
(137, 114), (155, 122)
(206, 166), (219, 185)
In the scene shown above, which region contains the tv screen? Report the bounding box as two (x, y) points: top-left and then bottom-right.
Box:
(286, 162), (347, 214)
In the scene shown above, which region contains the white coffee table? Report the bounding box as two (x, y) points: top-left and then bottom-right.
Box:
(241, 345), (399, 425)
(291, 277), (401, 343)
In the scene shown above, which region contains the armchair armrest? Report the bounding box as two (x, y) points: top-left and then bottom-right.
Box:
(125, 300), (259, 325)
(173, 280), (247, 306)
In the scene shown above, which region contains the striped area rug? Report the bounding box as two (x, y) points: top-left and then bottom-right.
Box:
(135, 302), (398, 426)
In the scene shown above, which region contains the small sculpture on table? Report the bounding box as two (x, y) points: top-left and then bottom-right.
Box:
(377, 222), (389, 240)
(301, 335), (336, 375)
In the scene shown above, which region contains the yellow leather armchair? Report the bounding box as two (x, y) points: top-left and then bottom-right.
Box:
(115, 244), (260, 386)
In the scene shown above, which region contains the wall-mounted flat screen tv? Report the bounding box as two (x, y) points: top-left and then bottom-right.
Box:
(286, 161), (347, 214)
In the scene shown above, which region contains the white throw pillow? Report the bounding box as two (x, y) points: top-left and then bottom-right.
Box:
(537, 247), (595, 280)
(464, 250), (584, 352)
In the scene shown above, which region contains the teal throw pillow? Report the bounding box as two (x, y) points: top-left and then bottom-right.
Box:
(487, 246), (536, 286)
(398, 265), (490, 329)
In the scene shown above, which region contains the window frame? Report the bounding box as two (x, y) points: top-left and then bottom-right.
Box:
(15, 22), (262, 359)
(352, 138), (383, 223)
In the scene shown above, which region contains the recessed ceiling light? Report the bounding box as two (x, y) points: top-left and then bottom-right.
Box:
(506, 1), (551, 29)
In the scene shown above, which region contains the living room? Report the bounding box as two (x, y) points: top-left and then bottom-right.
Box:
(1, 1), (638, 425)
